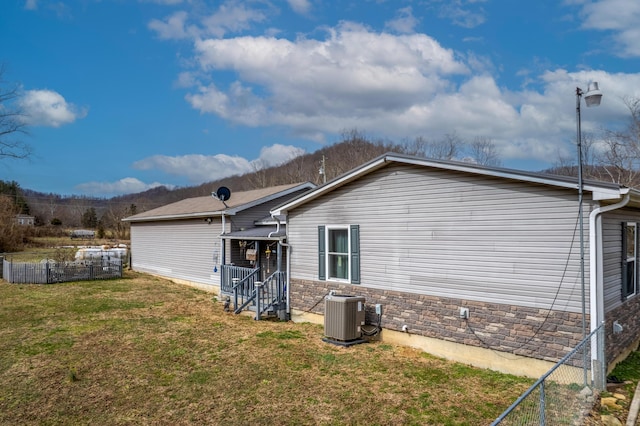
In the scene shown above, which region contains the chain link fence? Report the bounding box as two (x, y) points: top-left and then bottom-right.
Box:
(492, 322), (606, 425)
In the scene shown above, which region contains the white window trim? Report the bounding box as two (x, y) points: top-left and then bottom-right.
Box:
(326, 224), (351, 283)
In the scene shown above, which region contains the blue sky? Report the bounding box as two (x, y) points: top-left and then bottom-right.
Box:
(1, 0), (639, 197)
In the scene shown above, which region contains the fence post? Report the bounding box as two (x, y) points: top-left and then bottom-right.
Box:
(539, 380), (546, 426)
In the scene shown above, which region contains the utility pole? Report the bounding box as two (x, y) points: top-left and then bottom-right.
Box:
(319, 155), (327, 184)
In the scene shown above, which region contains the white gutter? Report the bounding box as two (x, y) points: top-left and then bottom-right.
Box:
(589, 191), (630, 333)
(267, 216), (281, 238)
(123, 211), (227, 223)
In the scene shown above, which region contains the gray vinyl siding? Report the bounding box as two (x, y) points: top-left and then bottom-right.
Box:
(602, 209), (640, 312)
(232, 210), (265, 232)
(288, 163), (587, 312)
(231, 190), (311, 231)
(130, 219), (222, 288)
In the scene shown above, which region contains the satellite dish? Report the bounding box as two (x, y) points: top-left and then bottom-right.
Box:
(216, 186), (231, 202)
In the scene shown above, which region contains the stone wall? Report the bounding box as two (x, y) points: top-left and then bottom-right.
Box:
(291, 278), (585, 363)
(606, 295), (640, 368)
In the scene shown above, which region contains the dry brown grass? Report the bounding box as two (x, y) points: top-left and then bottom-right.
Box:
(0, 272), (532, 425)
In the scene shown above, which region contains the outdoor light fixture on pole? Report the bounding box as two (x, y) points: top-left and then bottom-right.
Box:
(576, 82), (602, 340)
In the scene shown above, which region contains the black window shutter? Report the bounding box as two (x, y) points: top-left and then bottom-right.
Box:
(318, 226), (326, 281)
(622, 222), (629, 300)
(636, 222), (639, 297)
(350, 224), (360, 284)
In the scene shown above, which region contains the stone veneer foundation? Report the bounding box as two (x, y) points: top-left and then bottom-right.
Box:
(291, 278), (586, 364)
(606, 294), (640, 371)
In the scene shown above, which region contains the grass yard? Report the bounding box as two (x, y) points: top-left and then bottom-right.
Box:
(0, 271), (533, 425)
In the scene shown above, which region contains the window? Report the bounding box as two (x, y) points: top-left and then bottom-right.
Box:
(622, 222), (638, 299)
(328, 227), (349, 280)
(318, 225), (360, 284)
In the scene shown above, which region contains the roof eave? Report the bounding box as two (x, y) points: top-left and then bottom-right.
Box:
(271, 152), (633, 215)
(123, 211), (228, 223)
(229, 182), (316, 215)
(272, 157), (388, 215)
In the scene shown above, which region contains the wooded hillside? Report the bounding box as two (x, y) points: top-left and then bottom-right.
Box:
(19, 134), (401, 231)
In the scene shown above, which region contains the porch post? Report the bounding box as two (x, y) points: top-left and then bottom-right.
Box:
(233, 277), (239, 312)
(256, 241), (261, 279)
(255, 281), (263, 320)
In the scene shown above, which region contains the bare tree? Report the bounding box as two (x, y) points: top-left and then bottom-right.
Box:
(596, 97), (640, 187)
(552, 133), (598, 178)
(0, 65), (31, 159)
(283, 155), (312, 184)
(469, 136), (502, 167)
(247, 159), (272, 188)
(0, 194), (25, 252)
(403, 133), (464, 161)
(101, 203), (136, 239)
(401, 136), (429, 157)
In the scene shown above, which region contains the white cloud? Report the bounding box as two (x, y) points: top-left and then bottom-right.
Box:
(133, 153), (252, 182)
(579, 0), (640, 57)
(186, 23), (468, 137)
(148, 11), (190, 40)
(185, 28), (640, 164)
(132, 145), (306, 183)
(436, 0), (487, 29)
(148, 2), (270, 40)
(18, 89), (87, 127)
(24, 0), (37, 11)
(287, 0), (312, 15)
(75, 178), (173, 196)
(159, 6), (640, 167)
(200, 2), (269, 38)
(175, 71), (199, 88)
(385, 7), (419, 34)
(252, 144), (306, 168)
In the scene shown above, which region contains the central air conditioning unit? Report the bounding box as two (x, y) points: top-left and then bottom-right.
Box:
(324, 294), (366, 342)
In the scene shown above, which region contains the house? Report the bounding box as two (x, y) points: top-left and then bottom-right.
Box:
(15, 214), (35, 226)
(122, 183), (314, 295)
(271, 153), (640, 378)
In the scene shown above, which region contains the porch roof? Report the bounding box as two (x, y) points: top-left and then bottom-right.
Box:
(223, 226), (285, 240)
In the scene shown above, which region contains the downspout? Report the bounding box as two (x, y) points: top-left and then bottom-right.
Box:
(220, 214), (226, 290)
(589, 191), (630, 332)
(221, 213), (226, 264)
(589, 191), (630, 380)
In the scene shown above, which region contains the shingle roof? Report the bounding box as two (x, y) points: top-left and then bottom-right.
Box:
(123, 182), (313, 222)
